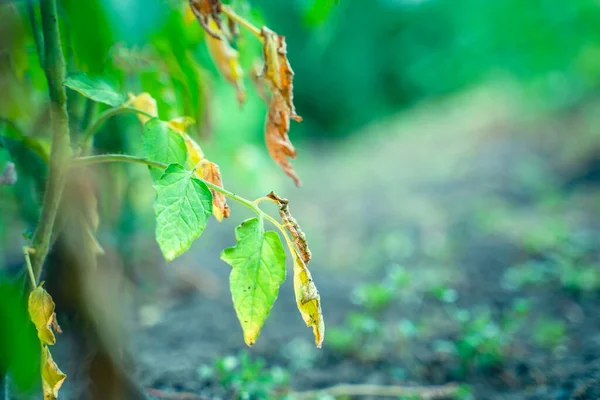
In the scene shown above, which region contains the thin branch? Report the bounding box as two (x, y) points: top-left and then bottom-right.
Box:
(293, 383), (459, 400)
(72, 154), (168, 170)
(79, 106), (156, 153)
(221, 5), (263, 40)
(23, 247), (37, 290)
(71, 154), (295, 244)
(31, 0), (72, 283)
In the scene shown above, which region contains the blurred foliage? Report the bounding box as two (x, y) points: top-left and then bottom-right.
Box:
(254, 0), (600, 138)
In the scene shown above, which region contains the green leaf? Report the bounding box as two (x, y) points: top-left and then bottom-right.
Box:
(153, 164), (213, 261)
(143, 119), (188, 181)
(221, 218), (286, 346)
(64, 73), (125, 106)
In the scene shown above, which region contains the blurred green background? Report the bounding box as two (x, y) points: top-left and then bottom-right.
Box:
(3, 0), (600, 398)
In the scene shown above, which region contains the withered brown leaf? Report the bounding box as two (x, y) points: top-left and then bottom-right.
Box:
(261, 27), (301, 122)
(261, 27), (303, 185)
(189, 0), (223, 39)
(265, 93), (301, 186)
(199, 159), (230, 221)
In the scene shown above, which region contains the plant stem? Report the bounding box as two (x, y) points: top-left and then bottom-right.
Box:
(26, 0), (44, 68)
(80, 98), (97, 133)
(71, 154), (294, 243)
(31, 0), (72, 283)
(23, 247), (37, 290)
(79, 107), (156, 153)
(73, 154), (168, 170)
(221, 5), (263, 40)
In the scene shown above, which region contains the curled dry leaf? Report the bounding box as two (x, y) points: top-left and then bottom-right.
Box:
(261, 27), (301, 122)
(261, 27), (303, 186)
(203, 18), (246, 104)
(266, 93), (301, 186)
(267, 191), (311, 264)
(189, 0), (223, 39)
(266, 191), (323, 346)
(41, 346), (67, 400)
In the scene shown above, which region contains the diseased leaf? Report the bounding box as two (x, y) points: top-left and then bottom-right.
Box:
(143, 118), (188, 181)
(189, 0), (223, 39)
(266, 191), (323, 347)
(266, 191), (311, 264)
(126, 92), (158, 125)
(41, 346), (66, 400)
(261, 28), (301, 121)
(293, 250), (325, 348)
(199, 160), (230, 221)
(28, 286), (58, 346)
(260, 28), (303, 186)
(203, 18), (246, 104)
(265, 93), (301, 186)
(221, 218), (286, 346)
(153, 164), (213, 261)
(64, 73), (125, 106)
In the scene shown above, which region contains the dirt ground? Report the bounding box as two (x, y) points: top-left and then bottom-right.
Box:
(55, 88), (600, 399)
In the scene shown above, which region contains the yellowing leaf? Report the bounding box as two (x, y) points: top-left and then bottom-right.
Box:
(41, 346), (66, 400)
(28, 286), (59, 346)
(126, 93), (158, 125)
(293, 250), (324, 348)
(204, 18), (246, 104)
(265, 93), (301, 186)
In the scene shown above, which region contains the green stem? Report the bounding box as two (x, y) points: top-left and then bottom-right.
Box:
(79, 107), (156, 153)
(71, 154), (294, 242)
(221, 5), (263, 40)
(31, 0), (72, 283)
(23, 247), (37, 290)
(80, 98), (97, 133)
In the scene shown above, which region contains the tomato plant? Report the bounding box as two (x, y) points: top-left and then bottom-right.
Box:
(0, 0), (323, 398)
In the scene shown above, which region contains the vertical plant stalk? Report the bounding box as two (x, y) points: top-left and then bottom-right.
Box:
(31, 0), (72, 282)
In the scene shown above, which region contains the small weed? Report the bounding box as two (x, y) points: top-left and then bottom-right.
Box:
(200, 352), (290, 400)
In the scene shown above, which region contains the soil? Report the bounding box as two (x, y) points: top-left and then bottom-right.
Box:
(57, 91), (600, 399)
